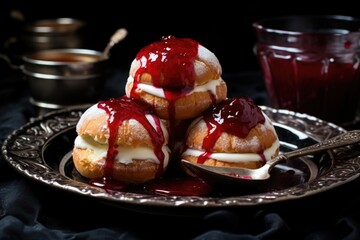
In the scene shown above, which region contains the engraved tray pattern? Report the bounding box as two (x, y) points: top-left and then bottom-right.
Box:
(2, 106), (360, 208)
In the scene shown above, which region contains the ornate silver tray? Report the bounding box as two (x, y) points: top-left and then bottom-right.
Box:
(2, 106), (360, 213)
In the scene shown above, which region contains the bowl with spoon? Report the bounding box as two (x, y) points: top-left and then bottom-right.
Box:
(20, 28), (128, 113)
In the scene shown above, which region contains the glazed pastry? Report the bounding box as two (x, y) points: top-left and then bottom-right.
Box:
(181, 96), (280, 169)
(125, 35), (227, 121)
(72, 95), (170, 184)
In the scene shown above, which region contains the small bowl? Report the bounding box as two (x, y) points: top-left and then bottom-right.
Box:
(22, 18), (86, 52)
(21, 48), (109, 111)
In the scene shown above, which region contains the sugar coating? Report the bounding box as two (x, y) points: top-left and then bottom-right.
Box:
(197, 45), (222, 75)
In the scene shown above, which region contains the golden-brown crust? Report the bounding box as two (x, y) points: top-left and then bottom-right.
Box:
(77, 110), (168, 147)
(126, 79), (227, 120)
(72, 148), (159, 184)
(73, 103), (169, 184)
(182, 117), (279, 169)
(193, 58), (221, 86)
(185, 119), (278, 153)
(182, 155), (264, 169)
(127, 45), (226, 120)
(130, 57), (221, 87)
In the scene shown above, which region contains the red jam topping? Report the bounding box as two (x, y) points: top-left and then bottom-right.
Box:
(129, 36), (215, 145)
(198, 96), (266, 164)
(144, 176), (213, 196)
(130, 35), (200, 122)
(92, 96), (166, 187)
(133, 35), (198, 91)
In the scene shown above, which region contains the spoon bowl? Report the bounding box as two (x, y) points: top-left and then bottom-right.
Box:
(181, 130), (360, 186)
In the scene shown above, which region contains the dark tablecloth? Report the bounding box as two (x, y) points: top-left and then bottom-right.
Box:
(1, 66), (360, 240)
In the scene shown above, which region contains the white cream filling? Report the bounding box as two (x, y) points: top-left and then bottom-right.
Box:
(197, 45), (222, 75)
(126, 44), (222, 99)
(126, 75), (222, 99)
(182, 112), (280, 163)
(182, 139), (280, 163)
(75, 105), (170, 168)
(74, 135), (170, 168)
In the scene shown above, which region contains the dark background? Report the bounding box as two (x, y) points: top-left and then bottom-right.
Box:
(1, 2), (360, 240)
(1, 0), (360, 75)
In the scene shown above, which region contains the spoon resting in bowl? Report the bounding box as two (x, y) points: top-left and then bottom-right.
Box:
(103, 28), (128, 57)
(181, 130), (360, 185)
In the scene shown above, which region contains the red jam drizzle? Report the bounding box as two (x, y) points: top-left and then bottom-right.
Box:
(134, 35), (198, 90)
(144, 176), (213, 196)
(130, 35), (199, 120)
(90, 96), (166, 189)
(89, 177), (128, 191)
(198, 96), (266, 164)
(129, 35), (217, 146)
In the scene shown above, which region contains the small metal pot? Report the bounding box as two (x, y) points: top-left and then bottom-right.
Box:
(22, 18), (85, 52)
(21, 48), (109, 109)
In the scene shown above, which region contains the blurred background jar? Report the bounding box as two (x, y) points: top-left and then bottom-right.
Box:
(253, 15), (360, 128)
(21, 18), (86, 53)
(0, 10), (87, 69)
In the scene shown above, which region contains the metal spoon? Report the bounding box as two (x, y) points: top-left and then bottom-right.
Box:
(181, 130), (360, 185)
(103, 28), (128, 57)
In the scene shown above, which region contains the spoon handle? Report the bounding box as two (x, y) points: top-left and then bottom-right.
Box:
(103, 28), (128, 56)
(282, 130), (360, 160)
